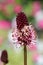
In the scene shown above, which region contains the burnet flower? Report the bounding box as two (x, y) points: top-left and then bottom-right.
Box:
(8, 12), (37, 65)
(0, 50), (8, 65)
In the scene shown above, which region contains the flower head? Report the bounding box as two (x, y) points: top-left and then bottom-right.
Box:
(10, 12), (37, 46)
(8, 12), (37, 51)
(1, 50), (8, 64)
(16, 12), (37, 45)
(16, 12), (29, 30)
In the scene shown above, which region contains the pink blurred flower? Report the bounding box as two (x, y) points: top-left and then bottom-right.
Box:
(0, 4), (9, 16)
(38, 20), (43, 29)
(7, 0), (14, 4)
(32, 1), (41, 15)
(0, 4), (2, 10)
(14, 5), (22, 13)
(0, 3), (7, 15)
(32, 53), (39, 62)
(0, 20), (11, 30)
(1, 5), (5, 11)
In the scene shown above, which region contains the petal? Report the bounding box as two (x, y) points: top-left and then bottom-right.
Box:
(8, 29), (18, 43)
(29, 25), (37, 40)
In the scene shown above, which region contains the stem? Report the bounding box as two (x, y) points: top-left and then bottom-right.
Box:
(3, 63), (6, 65)
(24, 45), (27, 65)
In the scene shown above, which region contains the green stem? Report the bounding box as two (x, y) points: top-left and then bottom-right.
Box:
(24, 45), (27, 65)
(3, 63), (6, 65)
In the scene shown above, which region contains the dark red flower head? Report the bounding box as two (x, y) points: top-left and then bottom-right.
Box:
(10, 12), (36, 46)
(16, 12), (29, 30)
(1, 50), (8, 64)
(18, 26), (32, 45)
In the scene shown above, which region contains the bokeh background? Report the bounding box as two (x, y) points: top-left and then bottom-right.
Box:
(0, 0), (43, 65)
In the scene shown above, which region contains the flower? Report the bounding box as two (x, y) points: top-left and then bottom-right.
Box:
(16, 12), (37, 46)
(8, 12), (37, 50)
(0, 50), (8, 65)
(32, 1), (41, 15)
(32, 53), (39, 62)
(1, 50), (8, 64)
(0, 20), (11, 30)
(10, 12), (36, 46)
(14, 5), (22, 14)
(7, 0), (14, 4)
